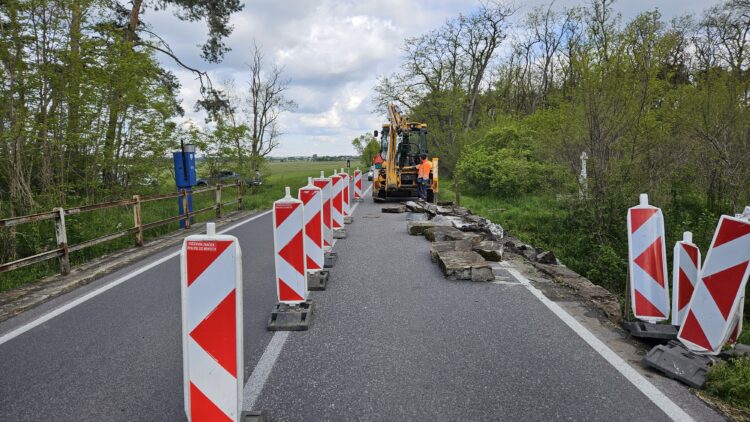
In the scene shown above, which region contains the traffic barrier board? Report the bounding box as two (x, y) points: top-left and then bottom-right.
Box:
(181, 224), (243, 421)
(678, 215), (750, 354)
(299, 178), (324, 272)
(627, 194), (670, 322)
(330, 173), (344, 230)
(313, 172), (333, 250)
(339, 168), (350, 217)
(672, 232), (701, 326)
(353, 168), (363, 201)
(273, 187), (307, 304)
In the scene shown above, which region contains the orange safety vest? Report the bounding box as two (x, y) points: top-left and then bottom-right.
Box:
(418, 159), (432, 179)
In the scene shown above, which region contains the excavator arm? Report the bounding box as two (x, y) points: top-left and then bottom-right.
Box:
(386, 104), (408, 189)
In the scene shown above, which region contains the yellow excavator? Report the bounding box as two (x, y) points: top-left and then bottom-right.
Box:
(372, 104), (438, 202)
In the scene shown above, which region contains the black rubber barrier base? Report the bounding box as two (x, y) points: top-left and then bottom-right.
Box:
(344, 216), (353, 224)
(267, 300), (313, 331)
(643, 340), (714, 388)
(307, 270), (329, 291)
(241, 410), (267, 422)
(622, 320), (679, 340)
(333, 228), (347, 239)
(324, 252), (337, 268)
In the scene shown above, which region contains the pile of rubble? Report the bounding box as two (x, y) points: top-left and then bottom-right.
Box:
(389, 200), (505, 282)
(385, 200), (623, 324)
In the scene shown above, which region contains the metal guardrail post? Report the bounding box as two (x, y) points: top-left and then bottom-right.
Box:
(182, 189), (191, 229)
(216, 184), (222, 219)
(54, 207), (70, 275)
(133, 195), (144, 246)
(237, 180), (243, 210)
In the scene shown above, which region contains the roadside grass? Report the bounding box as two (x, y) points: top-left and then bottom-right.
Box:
(705, 357), (750, 412)
(0, 160), (346, 292)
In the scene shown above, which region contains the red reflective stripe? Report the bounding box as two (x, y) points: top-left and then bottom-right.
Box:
(189, 290), (237, 375)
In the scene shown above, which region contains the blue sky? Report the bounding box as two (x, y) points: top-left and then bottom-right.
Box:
(146, 0), (722, 157)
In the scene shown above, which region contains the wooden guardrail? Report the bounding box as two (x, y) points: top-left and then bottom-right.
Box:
(0, 181), (244, 276)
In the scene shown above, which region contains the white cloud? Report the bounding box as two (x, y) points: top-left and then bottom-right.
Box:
(147, 0), (723, 156)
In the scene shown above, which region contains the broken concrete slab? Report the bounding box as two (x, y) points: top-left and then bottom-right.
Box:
(429, 240), (473, 262)
(405, 201), (426, 213)
(381, 204), (407, 213)
(436, 200), (454, 206)
(536, 250), (557, 265)
(472, 241), (504, 261)
(425, 226), (484, 243)
(436, 250), (493, 282)
(406, 212), (430, 222)
(643, 341), (714, 388)
(435, 206), (455, 215)
(407, 219), (452, 236)
(486, 223), (504, 240)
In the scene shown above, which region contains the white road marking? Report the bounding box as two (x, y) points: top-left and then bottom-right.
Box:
(506, 268), (694, 422)
(242, 183), (372, 409)
(0, 210), (272, 346)
(242, 331), (290, 409)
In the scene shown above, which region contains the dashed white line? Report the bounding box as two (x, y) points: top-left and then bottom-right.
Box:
(506, 267), (694, 422)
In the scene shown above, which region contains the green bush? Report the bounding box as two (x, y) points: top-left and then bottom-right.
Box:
(705, 357), (750, 411)
(456, 125), (568, 197)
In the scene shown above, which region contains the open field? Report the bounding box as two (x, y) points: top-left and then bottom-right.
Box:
(0, 160), (349, 292)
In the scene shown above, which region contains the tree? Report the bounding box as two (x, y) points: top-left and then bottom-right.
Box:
(375, 1), (515, 204)
(244, 43), (296, 171)
(352, 134), (380, 166)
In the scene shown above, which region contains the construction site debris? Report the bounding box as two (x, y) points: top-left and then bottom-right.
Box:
(436, 250), (494, 282)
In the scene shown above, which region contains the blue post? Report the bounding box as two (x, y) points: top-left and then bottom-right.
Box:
(173, 144), (197, 229)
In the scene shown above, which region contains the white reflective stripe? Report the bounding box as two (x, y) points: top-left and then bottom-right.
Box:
(685, 281), (728, 351)
(631, 263), (670, 318)
(187, 245), (237, 332)
(277, 257), (306, 300)
(629, 210), (664, 257)
(673, 242), (700, 325)
(188, 339), (238, 419)
(331, 177), (343, 227)
(304, 234), (323, 270)
(701, 233), (750, 277)
(274, 204), (303, 250)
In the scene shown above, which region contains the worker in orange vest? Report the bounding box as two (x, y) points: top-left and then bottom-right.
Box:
(417, 153), (432, 201)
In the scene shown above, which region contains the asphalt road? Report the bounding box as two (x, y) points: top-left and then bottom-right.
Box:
(0, 179), (721, 421)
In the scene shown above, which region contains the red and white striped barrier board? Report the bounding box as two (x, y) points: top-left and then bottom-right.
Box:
(299, 178), (324, 272)
(330, 173), (344, 229)
(672, 232), (701, 326)
(273, 187), (307, 304)
(678, 215), (750, 354)
(339, 168), (350, 217)
(313, 172), (333, 250)
(627, 194), (670, 322)
(181, 224), (243, 421)
(353, 169), (362, 200)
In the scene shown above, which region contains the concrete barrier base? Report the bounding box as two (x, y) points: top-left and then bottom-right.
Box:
(267, 301), (313, 331)
(241, 410), (267, 422)
(324, 252), (338, 268)
(307, 270), (329, 291)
